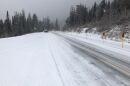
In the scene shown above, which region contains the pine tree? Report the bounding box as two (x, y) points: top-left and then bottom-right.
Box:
(0, 19), (4, 36)
(43, 17), (51, 31)
(69, 6), (77, 26)
(93, 2), (97, 21)
(21, 10), (26, 33)
(55, 19), (59, 31)
(32, 14), (38, 31)
(27, 13), (33, 33)
(4, 11), (12, 36)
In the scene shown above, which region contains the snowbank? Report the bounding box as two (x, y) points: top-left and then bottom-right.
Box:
(63, 31), (130, 57)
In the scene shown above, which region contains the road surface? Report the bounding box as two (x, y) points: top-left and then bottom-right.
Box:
(55, 32), (130, 85)
(0, 32), (129, 86)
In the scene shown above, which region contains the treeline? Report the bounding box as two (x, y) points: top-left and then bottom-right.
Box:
(0, 11), (60, 38)
(64, 0), (130, 32)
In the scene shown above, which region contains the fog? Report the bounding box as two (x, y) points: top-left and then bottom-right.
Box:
(0, 0), (102, 21)
(0, 0), (100, 19)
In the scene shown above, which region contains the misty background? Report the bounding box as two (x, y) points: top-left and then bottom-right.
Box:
(0, 0), (103, 23)
(0, 0), (129, 41)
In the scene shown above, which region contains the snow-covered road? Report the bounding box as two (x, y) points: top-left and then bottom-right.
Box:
(0, 32), (129, 86)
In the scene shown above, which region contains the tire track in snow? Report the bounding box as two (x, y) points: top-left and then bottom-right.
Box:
(54, 32), (130, 86)
(47, 37), (66, 86)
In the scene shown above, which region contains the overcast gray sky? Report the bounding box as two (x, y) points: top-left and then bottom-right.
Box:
(0, 0), (103, 21)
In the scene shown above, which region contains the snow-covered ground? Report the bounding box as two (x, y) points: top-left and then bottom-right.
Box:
(0, 32), (105, 86)
(63, 32), (130, 57)
(0, 32), (129, 86)
(0, 33), (64, 86)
